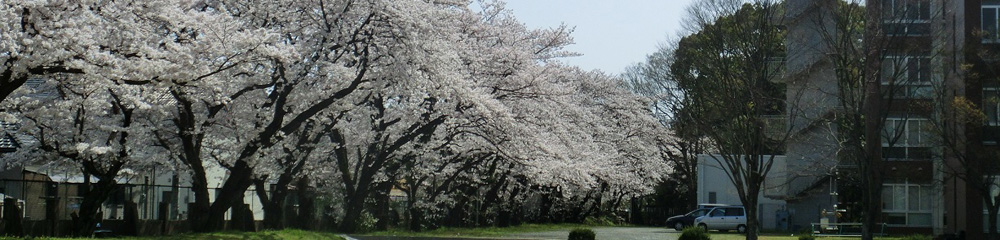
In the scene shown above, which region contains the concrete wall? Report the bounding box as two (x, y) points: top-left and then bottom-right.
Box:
(697, 154), (788, 230)
(781, 0), (854, 233)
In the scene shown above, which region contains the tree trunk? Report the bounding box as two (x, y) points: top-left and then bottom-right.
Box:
(200, 161), (255, 232)
(445, 191), (471, 227)
(322, 205), (338, 232)
(75, 178), (117, 236)
(2, 198), (24, 237)
(339, 193), (367, 233)
(988, 203), (1000, 240)
(295, 177), (315, 230)
(497, 209), (511, 227)
(744, 189), (761, 240)
(255, 179), (282, 230)
(861, 172), (882, 240)
(499, 185), (523, 227)
(187, 160), (214, 232)
(862, 0), (884, 239)
(256, 174), (294, 230)
(122, 201), (139, 236)
(588, 182), (608, 219)
(176, 91), (255, 233)
(44, 194), (59, 236)
(480, 173), (507, 227)
(630, 196), (643, 225)
(261, 195), (283, 230)
(404, 180), (423, 231)
(408, 204), (424, 231)
(372, 181), (393, 230)
(537, 191), (552, 223)
(177, 96), (216, 232)
(2, 198), (23, 237)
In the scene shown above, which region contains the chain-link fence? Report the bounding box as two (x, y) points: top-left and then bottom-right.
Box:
(1, 179), (264, 221)
(0, 178), (273, 236)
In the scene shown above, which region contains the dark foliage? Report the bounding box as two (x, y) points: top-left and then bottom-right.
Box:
(567, 228), (596, 240)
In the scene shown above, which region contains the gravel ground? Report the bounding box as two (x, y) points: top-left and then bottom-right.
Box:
(347, 227), (681, 240)
(506, 227), (679, 240)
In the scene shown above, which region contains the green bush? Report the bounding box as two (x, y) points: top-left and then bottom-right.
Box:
(679, 226), (710, 240)
(356, 211), (379, 233)
(568, 228), (596, 240)
(901, 234), (932, 240)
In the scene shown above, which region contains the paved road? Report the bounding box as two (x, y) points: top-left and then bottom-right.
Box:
(508, 227), (679, 240)
(347, 227), (681, 240)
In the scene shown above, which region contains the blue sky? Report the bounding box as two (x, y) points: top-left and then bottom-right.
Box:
(504, 0), (695, 75)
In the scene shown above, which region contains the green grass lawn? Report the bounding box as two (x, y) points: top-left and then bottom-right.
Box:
(364, 223), (594, 237)
(33, 229), (345, 240)
(368, 225), (923, 240)
(13, 226), (921, 240)
(708, 233), (915, 240)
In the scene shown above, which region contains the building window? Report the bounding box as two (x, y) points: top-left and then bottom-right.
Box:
(984, 88), (1000, 144)
(882, 0), (931, 36)
(882, 56), (932, 99)
(708, 192), (717, 204)
(985, 88), (1000, 127)
(882, 183), (933, 227)
(882, 118), (932, 160)
(984, 5), (1000, 42)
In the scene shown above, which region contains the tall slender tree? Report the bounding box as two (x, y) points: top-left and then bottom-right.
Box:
(668, 2), (787, 239)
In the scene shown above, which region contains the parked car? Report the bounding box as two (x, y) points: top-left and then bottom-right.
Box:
(665, 204), (730, 231)
(695, 203), (731, 209)
(666, 208), (712, 231)
(694, 206), (748, 233)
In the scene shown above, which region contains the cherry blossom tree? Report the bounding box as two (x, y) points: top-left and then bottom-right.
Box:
(9, 77), (169, 235)
(251, 119), (337, 230)
(4, 0), (671, 234)
(5, 0), (278, 234)
(0, 1), (92, 104)
(74, 0), (286, 232)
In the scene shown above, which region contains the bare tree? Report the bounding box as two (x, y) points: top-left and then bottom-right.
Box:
(929, 31), (1000, 239)
(622, 43), (705, 214)
(803, 1), (940, 239)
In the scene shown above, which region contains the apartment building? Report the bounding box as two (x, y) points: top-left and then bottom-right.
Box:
(776, 0), (1000, 237)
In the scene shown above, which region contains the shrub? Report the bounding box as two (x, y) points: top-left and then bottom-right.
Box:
(679, 226), (710, 240)
(568, 228), (596, 240)
(901, 235), (932, 240)
(356, 211), (378, 233)
(796, 227), (816, 240)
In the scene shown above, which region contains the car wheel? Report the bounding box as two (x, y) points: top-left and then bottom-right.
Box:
(737, 224), (747, 233)
(674, 222), (684, 231)
(699, 224), (708, 232)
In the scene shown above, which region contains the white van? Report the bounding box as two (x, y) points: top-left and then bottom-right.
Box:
(694, 206), (748, 233)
